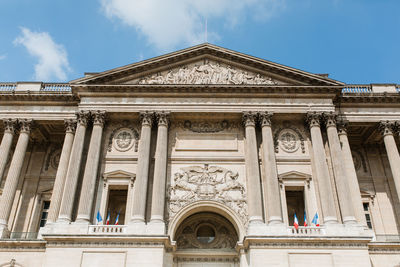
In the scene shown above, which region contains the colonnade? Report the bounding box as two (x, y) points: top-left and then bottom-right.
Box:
(0, 111), (399, 236)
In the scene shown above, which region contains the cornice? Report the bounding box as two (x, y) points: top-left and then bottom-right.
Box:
(339, 93), (400, 104)
(0, 91), (78, 104)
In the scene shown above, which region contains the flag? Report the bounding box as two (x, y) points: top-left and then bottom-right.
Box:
(312, 212), (319, 226)
(115, 212), (120, 225)
(106, 212), (110, 225)
(304, 211), (307, 227)
(96, 211), (103, 225)
(293, 213), (299, 230)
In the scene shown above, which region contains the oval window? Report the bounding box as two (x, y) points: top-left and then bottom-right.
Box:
(196, 225), (215, 244)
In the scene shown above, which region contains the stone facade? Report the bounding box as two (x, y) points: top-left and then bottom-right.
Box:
(0, 44), (399, 266)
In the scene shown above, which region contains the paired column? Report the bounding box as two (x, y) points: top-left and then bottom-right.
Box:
(76, 111), (106, 223)
(150, 112), (170, 224)
(259, 112), (283, 225)
(0, 119), (17, 185)
(57, 111), (90, 223)
(306, 112), (338, 224)
(131, 112), (154, 223)
(323, 112), (356, 225)
(47, 119), (77, 224)
(337, 121), (367, 227)
(242, 112), (263, 224)
(0, 119), (32, 229)
(379, 121), (400, 203)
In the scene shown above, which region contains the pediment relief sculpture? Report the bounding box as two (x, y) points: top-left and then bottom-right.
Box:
(168, 164), (247, 224)
(133, 61), (280, 85)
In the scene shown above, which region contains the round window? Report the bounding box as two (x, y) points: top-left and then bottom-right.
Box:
(196, 225), (215, 244)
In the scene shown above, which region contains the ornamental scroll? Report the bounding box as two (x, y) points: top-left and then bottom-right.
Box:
(137, 61), (278, 85)
(168, 164), (247, 225)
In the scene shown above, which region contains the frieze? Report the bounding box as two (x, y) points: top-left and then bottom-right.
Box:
(168, 164), (247, 225)
(178, 120), (238, 133)
(137, 61), (278, 85)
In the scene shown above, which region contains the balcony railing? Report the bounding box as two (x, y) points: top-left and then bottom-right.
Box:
(342, 85), (372, 93)
(88, 225), (127, 234)
(0, 83), (17, 91)
(9, 232), (38, 240)
(41, 83), (71, 92)
(288, 226), (325, 236)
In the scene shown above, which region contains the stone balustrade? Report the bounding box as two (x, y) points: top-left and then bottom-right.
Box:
(88, 225), (127, 234)
(288, 226), (325, 236)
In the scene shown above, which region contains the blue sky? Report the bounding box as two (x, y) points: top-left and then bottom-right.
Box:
(0, 0), (399, 84)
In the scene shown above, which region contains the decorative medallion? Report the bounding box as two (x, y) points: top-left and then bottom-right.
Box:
(278, 129), (299, 153)
(168, 164), (247, 225)
(113, 128), (135, 152)
(175, 212), (238, 250)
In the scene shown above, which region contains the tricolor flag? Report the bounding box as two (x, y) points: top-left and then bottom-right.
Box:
(293, 213), (299, 230)
(115, 212), (120, 225)
(312, 212), (320, 226)
(106, 212), (110, 225)
(304, 211), (307, 227)
(96, 211), (103, 225)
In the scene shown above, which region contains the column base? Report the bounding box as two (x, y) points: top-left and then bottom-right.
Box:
(247, 220), (267, 236)
(148, 220), (166, 235)
(127, 220), (147, 234)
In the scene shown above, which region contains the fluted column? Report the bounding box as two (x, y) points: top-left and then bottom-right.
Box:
(57, 111), (90, 223)
(324, 112), (356, 225)
(46, 119), (77, 224)
(131, 112), (154, 223)
(379, 121), (400, 203)
(0, 119), (32, 229)
(243, 112), (263, 224)
(259, 112), (283, 225)
(337, 121), (367, 227)
(0, 119), (17, 185)
(76, 111), (106, 224)
(150, 112), (169, 224)
(306, 112), (338, 224)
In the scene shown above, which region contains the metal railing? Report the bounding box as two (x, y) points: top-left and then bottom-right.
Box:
(288, 226), (325, 236)
(88, 225), (127, 234)
(9, 232), (38, 240)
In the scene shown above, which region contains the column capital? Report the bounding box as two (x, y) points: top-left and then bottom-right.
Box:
(155, 111), (170, 127)
(323, 111), (337, 128)
(337, 120), (349, 135)
(19, 119), (33, 133)
(306, 112), (322, 128)
(64, 119), (77, 133)
(76, 111), (90, 126)
(259, 112), (273, 127)
(91, 110), (106, 126)
(140, 111), (154, 127)
(242, 111), (257, 127)
(3, 119), (17, 134)
(379, 120), (396, 137)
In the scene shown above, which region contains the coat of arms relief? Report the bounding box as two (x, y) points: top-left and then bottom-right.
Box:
(168, 164), (248, 225)
(135, 61), (279, 85)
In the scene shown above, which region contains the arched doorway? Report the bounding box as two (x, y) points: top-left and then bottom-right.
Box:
(173, 212), (240, 267)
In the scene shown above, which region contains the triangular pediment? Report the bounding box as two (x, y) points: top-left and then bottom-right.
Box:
(71, 43), (343, 86)
(278, 171), (311, 180)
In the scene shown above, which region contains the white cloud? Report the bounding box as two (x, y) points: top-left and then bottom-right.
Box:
(0, 54), (6, 60)
(14, 27), (71, 81)
(101, 0), (285, 50)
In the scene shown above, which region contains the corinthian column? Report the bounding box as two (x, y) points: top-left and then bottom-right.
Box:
(57, 111), (90, 223)
(130, 112), (154, 223)
(337, 121), (367, 227)
(259, 112), (283, 225)
(46, 119), (77, 224)
(0, 119), (32, 232)
(76, 111), (106, 224)
(150, 112), (169, 225)
(379, 121), (400, 203)
(243, 112), (263, 224)
(0, 119), (17, 185)
(306, 112), (338, 224)
(324, 112), (356, 225)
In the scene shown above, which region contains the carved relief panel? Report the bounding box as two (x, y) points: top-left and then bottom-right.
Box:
(273, 121), (309, 156)
(106, 122), (139, 154)
(168, 164), (248, 226)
